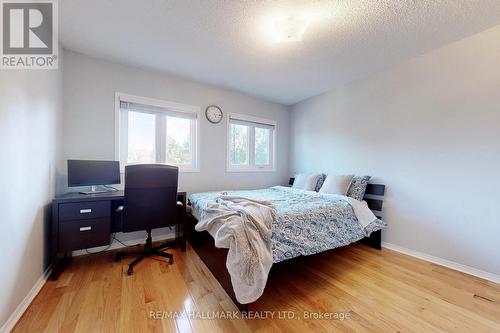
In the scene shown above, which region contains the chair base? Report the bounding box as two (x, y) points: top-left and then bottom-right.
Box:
(115, 230), (174, 275)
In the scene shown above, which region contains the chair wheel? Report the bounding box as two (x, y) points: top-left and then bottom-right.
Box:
(127, 267), (133, 275)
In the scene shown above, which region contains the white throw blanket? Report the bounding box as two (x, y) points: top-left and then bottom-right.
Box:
(195, 196), (276, 304)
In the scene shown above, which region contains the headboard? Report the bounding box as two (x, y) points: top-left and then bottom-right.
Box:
(288, 177), (386, 221)
(364, 183), (385, 220)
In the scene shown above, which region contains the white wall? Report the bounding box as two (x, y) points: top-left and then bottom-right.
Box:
(290, 25), (500, 276)
(62, 50), (289, 193)
(62, 50), (289, 241)
(0, 61), (63, 327)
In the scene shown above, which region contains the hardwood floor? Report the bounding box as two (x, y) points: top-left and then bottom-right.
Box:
(13, 243), (500, 332)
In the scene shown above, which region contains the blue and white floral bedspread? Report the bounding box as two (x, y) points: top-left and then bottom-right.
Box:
(189, 186), (386, 263)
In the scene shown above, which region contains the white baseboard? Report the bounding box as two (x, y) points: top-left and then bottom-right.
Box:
(0, 267), (51, 333)
(72, 232), (175, 256)
(382, 242), (500, 285)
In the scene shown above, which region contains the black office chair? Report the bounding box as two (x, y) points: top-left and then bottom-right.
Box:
(115, 164), (180, 275)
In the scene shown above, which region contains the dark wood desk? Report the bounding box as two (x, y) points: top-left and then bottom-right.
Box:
(51, 190), (187, 280)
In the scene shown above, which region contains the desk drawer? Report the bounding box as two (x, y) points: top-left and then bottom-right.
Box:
(59, 201), (110, 221)
(59, 218), (110, 252)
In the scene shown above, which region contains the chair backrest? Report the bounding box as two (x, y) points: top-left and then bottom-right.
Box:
(123, 164), (179, 232)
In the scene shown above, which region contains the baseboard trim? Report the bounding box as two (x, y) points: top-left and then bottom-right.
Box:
(382, 242), (500, 285)
(72, 232), (175, 257)
(0, 267), (51, 333)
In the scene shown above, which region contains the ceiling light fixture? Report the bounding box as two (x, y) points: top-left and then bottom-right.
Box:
(272, 16), (309, 43)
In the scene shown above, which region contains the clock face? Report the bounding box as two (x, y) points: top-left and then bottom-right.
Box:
(205, 105), (223, 124)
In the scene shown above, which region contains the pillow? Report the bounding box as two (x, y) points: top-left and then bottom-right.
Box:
(319, 174), (354, 195)
(314, 174), (327, 192)
(292, 173), (321, 191)
(346, 176), (372, 201)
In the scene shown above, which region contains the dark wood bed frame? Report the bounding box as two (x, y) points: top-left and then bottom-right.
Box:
(187, 183), (386, 311)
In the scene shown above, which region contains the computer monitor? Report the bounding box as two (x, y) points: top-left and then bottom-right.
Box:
(67, 160), (120, 194)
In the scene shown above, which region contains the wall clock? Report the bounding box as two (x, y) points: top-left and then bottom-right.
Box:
(205, 105), (223, 124)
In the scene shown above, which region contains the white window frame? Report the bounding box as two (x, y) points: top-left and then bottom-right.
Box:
(227, 112), (277, 172)
(115, 92), (201, 172)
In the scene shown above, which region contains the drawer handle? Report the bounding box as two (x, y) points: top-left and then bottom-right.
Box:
(80, 209), (92, 214)
(79, 226), (92, 232)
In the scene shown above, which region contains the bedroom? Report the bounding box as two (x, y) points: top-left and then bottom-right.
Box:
(1, 0), (499, 332)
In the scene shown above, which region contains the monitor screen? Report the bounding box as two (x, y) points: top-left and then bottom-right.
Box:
(67, 160), (121, 187)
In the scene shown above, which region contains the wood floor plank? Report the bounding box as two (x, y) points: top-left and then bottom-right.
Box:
(329, 250), (500, 332)
(344, 246), (500, 326)
(12, 243), (500, 333)
(11, 283), (54, 332)
(276, 263), (403, 333)
(302, 262), (443, 333)
(171, 251), (241, 333)
(117, 263), (149, 333)
(148, 258), (181, 333)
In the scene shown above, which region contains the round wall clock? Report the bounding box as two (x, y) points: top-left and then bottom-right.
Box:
(205, 105), (223, 124)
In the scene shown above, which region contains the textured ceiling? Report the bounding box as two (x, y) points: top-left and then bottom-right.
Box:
(60, 0), (500, 105)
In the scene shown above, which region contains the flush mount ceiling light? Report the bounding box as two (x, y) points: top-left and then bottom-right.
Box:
(272, 16), (309, 43)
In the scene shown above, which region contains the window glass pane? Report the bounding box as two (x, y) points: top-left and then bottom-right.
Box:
(166, 116), (192, 165)
(127, 111), (156, 163)
(255, 127), (270, 165)
(230, 123), (249, 165)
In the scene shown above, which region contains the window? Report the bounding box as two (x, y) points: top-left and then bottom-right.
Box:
(227, 113), (276, 171)
(116, 93), (199, 172)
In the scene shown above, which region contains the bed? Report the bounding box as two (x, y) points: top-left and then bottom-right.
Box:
(187, 184), (386, 310)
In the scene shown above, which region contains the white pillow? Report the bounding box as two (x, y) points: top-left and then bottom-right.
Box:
(292, 174), (321, 191)
(319, 174), (354, 195)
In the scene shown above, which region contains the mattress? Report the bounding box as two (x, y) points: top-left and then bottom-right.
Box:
(188, 186), (386, 263)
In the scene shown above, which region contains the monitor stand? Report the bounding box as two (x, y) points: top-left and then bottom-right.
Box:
(79, 185), (111, 195)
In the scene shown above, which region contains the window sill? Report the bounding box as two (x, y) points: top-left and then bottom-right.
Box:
(179, 168), (200, 173)
(226, 168), (276, 173)
(119, 166), (200, 173)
